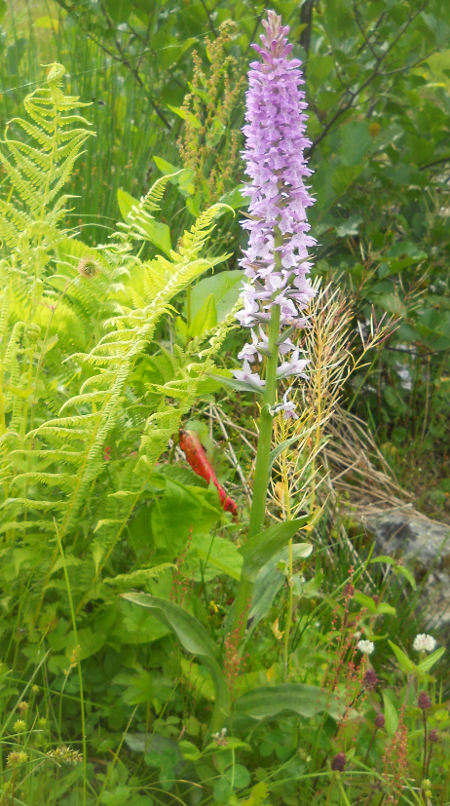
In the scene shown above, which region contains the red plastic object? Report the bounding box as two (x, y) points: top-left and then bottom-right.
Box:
(179, 429), (238, 518)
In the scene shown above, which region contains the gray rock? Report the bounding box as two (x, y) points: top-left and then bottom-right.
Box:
(363, 510), (450, 571)
(360, 509), (450, 628)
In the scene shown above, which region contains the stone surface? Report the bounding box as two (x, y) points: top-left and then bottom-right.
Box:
(363, 510), (450, 571)
(360, 509), (450, 629)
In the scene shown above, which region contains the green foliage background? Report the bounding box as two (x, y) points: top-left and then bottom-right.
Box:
(0, 0), (449, 804)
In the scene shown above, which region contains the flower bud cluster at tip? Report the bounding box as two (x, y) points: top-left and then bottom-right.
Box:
(374, 713), (385, 729)
(331, 752), (346, 772)
(418, 691), (432, 711)
(233, 10), (316, 418)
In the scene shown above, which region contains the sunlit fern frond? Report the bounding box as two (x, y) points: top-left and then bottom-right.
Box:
(1, 63), (93, 235)
(114, 173), (177, 247)
(178, 203), (232, 260)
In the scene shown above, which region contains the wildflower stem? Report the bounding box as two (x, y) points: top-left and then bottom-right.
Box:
(282, 457), (293, 679)
(232, 302), (280, 637)
(363, 728), (378, 765)
(54, 518), (87, 806)
(248, 302), (281, 536)
(422, 709), (428, 783)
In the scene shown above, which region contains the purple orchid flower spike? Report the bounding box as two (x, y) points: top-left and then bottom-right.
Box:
(232, 12), (318, 641)
(233, 9), (316, 417)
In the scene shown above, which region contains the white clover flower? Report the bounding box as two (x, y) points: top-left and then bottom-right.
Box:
(413, 634), (436, 653)
(357, 640), (374, 655)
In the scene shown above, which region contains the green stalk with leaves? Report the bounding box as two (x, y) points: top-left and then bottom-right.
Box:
(229, 13), (317, 637)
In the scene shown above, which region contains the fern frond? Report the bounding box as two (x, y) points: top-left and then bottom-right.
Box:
(58, 390), (108, 414)
(12, 471), (74, 489)
(1, 62), (93, 223)
(115, 172), (179, 245)
(104, 564), (174, 588)
(178, 203), (232, 259)
(11, 449), (82, 464)
(0, 520), (52, 535)
(0, 497), (67, 512)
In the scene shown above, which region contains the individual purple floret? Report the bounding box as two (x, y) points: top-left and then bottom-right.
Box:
(234, 10), (316, 417)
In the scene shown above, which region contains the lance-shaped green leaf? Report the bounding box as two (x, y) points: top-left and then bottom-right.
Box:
(388, 641), (417, 673)
(418, 646), (445, 673)
(208, 372), (265, 395)
(239, 517), (311, 581)
(234, 683), (345, 726)
(188, 293), (217, 338)
(248, 543), (314, 632)
(121, 594), (230, 734)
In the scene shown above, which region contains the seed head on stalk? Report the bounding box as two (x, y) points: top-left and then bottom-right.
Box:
(234, 10), (316, 418)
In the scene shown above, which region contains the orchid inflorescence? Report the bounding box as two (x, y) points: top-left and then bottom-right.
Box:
(233, 10), (316, 417)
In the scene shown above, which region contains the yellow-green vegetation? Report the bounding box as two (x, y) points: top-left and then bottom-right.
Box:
(0, 1), (449, 805)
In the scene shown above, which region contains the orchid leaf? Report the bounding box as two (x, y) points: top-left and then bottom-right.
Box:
(239, 517), (311, 581)
(121, 594), (230, 733)
(418, 646), (445, 672)
(234, 683), (345, 726)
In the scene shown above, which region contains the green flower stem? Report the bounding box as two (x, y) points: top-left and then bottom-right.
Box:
(232, 301), (281, 638)
(282, 475), (293, 679)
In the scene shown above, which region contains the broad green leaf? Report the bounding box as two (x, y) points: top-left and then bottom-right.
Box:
(153, 155), (180, 175)
(418, 646), (445, 672)
(122, 594), (230, 732)
(395, 565), (417, 590)
(65, 627), (104, 661)
(168, 104), (202, 129)
(191, 269), (243, 323)
(118, 600), (170, 645)
(153, 156), (196, 196)
(137, 218), (172, 256)
(339, 121), (372, 167)
(249, 543), (315, 630)
(189, 533), (243, 581)
(186, 192), (201, 216)
(335, 215), (362, 237)
(332, 164), (363, 197)
(188, 293), (217, 338)
(376, 602), (397, 615)
(214, 764), (250, 799)
(382, 691), (399, 736)
(218, 186), (248, 210)
(121, 596), (221, 660)
(179, 740), (200, 761)
(208, 372), (265, 395)
(370, 556), (396, 566)
(234, 683), (344, 723)
(117, 187), (138, 221)
(354, 592), (378, 613)
(239, 518), (311, 582)
(307, 54), (334, 86)
(117, 187), (172, 254)
(180, 657), (215, 701)
(388, 641), (417, 673)
(151, 479), (221, 555)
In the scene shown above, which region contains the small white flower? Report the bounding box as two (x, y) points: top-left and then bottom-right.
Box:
(357, 640), (374, 655)
(413, 634), (436, 653)
(353, 630), (362, 640)
(269, 386), (299, 420)
(233, 360), (266, 390)
(276, 350), (310, 380)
